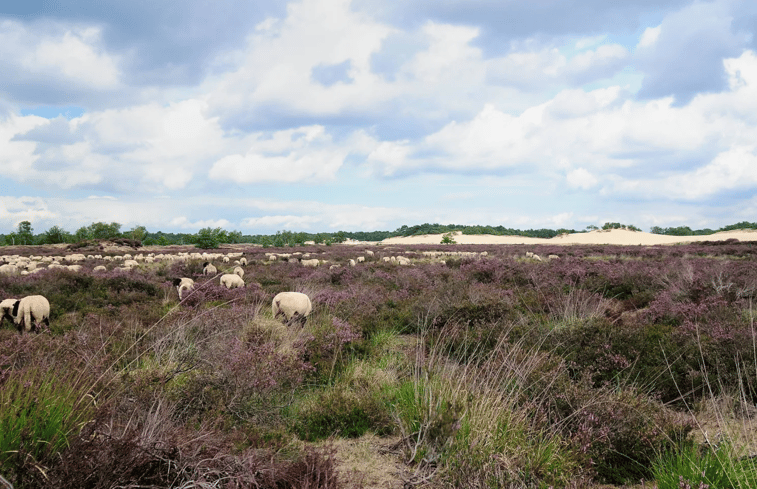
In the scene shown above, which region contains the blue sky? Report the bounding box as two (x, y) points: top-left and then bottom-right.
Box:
(1, 0), (757, 235)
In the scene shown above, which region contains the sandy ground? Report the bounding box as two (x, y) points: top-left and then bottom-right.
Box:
(375, 228), (757, 246)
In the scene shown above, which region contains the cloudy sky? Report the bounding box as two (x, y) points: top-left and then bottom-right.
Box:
(1, 0), (757, 235)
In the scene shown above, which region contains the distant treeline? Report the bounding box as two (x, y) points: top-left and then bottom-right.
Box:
(2, 220), (756, 249)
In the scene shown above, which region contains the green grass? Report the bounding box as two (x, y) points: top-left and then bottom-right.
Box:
(0, 367), (96, 476)
(653, 440), (757, 489)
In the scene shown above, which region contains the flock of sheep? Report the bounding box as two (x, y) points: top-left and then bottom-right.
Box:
(1, 247), (559, 334)
(0, 250), (316, 334)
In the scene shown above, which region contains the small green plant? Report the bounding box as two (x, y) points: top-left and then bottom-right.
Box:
(652, 440), (757, 489)
(441, 232), (457, 244)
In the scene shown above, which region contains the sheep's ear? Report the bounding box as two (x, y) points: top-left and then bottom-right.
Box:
(12, 300), (20, 316)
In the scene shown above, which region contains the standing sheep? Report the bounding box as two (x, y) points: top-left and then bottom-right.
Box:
(173, 278), (195, 300)
(10, 295), (50, 333)
(240, 257), (248, 266)
(203, 262), (218, 276)
(220, 274), (245, 289)
(272, 292), (312, 326)
(232, 266), (245, 278)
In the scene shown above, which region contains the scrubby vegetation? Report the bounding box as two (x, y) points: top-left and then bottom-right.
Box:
(2, 240), (757, 487)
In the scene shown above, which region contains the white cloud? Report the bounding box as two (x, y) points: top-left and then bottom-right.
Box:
(208, 125), (348, 183)
(566, 168), (598, 189)
(638, 25), (661, 49)
(170, 217), (232, 229)
(0, 20), (120, 90)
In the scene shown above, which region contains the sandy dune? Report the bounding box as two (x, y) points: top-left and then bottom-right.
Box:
(377, 228), (757, 246)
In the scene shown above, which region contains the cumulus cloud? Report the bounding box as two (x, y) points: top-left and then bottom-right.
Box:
(0, 20), (121, 104)
(634, 1), (750, 104)
(208, 125), (348, 183)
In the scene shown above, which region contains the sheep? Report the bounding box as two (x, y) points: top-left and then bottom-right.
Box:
(93, 265), (107, 272)
(349, 259), (356, 267)
(233, 266), (244, 278)
(223, 256), (230, 263)
(239, 257), (248, 266)
(548, 254), (560, 260)
(10, 295), (50, 333)
(0, 264), (18, 275)
(357, 256), (365, 263)
(67, 264), (83, 272)
(397, 256), (411, 266)
(173, 278), (195, 300)
(301, 259), (320, 267)
(203, 262), (218, 276)
(220, 273), (244, 289)
(272, 292), (312, 327)
(1, 298), (17, 328)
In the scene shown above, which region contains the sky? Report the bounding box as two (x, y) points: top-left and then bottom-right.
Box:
(1, 0), (757, 236)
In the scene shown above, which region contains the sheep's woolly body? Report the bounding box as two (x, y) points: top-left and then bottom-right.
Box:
(1, 298), (16, 328)
(173, 277), (195, 300)
(232, 266), (244, 278)
(11, 295), (50, 333)
(272, 292), (312, 325)
(203, 262), (218, 276)
(220, 274), (244, 289)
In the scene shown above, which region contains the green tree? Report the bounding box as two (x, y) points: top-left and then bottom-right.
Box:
(441, 232), (457, 244)
(43, 225), (71, 244)
(74, 226), (90, 242)
(88, 222), (122, 240)
(16, 221), (34, 245)
(227, 230), (243, 244)
(194, 227), (226, 249)
(128, 225), (147, 242)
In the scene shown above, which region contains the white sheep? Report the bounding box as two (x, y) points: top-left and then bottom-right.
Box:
(0, 298), (17, 329)
(173, 278), (195, 300)
(223, 256), (230, 263)
(240, 257), (248, 266)
(548, 254), (560, 260)
(272, 292), (312, 326)
(349, 259), (356, 267)
(220, 273), (245, 289)
(93, 265), (107, 272)
(203, 262), (218, 276)
(0, 264), (18, 275)
(357, 256), (365, 263)
(233, 266), (244, 278)
(301, 259), (320, 267)
(10, 295), (50, 333)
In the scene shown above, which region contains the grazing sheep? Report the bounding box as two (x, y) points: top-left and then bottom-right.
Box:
(357, 256), (365, 263)
(173, 278), (195, 300)
(203, 262), (218, 276)
(223, 256), (230, 263)
(10, 295), (50, 333)
(1, 298), (17, 328)
(123, 259), (139, 269)
(0, 264), (18, 275)
(220, 273), (244, 289)
(301, 259), (320, 267)
(240, 257), (248, 266)
(233, 266), (244, 278)
(397, 256), (411, 266)
(93, 265), (107, 272)
(548, 254), (560, 260)
(366, 250), (374, 256)
(67, 264), (83, 272)
(349, 259), (356, 267)
(272, 292), (312, 326)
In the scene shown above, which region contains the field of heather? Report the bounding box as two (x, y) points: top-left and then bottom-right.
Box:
(3, 240), (757, 488)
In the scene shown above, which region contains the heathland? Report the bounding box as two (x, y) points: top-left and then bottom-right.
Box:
(2, 233), (757, 488)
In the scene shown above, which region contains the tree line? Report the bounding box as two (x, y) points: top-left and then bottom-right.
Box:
(2, 220), (756, 249)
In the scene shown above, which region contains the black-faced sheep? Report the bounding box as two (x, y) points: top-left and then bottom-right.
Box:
(10, 295), (50, 333)
(232, 266), (244, 278)
(220, 273), (244, 289)
(203, 262), (218, 276)
(240, 257), (248, 266)
(1, 298), (16, 328)
(272, 292), (312, 327)
(173, 277), (195, 300)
